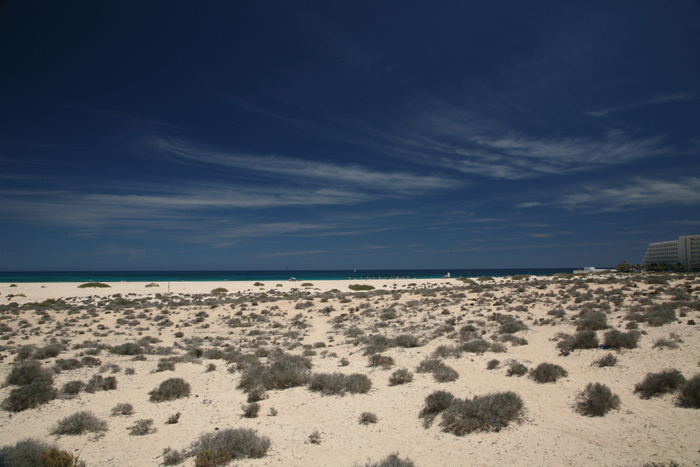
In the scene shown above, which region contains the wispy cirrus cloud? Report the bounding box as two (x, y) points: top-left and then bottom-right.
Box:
(152, 137), (459, 193)
(556, 177), (700, 211)
(586, 93), (694, 118)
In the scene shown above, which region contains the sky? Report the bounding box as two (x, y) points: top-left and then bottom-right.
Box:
(1, 1), (699, 271)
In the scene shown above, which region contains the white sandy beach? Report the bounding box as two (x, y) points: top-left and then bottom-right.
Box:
(0, 274), (698, 467)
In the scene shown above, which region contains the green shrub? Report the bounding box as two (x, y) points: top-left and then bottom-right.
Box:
(145, 283), (159, 288)
(41, 447), (86, 467)
(242, 403), (260, 418)
(189, 428), (270, 461)
(77, 282), (110, 288)
(368, 354), (394, 367)
(2, 380), (57, 412)
(210, 287), (228, 296)
(675, 374), (700, 408)
(433, 365), (459, 383)
(85, 374), (117, 393)
(308, 372), (372, 395)
(61, 380), (86, 396)
(128, 419), (156, 436)
(557, 330), (599, 355)
(111, 403), (134, 416)
(574, 383), (620, 416)
(634, 369), (686, 399)
(603, 329), (640, 349)
(5, 361), (53, 386)
(593, 353), (617, 368)
(149, 378), (191, 402)
(50, 411), (108, 435)
(529, 363), (568, 383)
(349, 284), (375, 291)
(362, 453), (415, 467)
(359, 412), (378, 425)
(393, 334), (420, 348)
(506, 362), (528, 377)
(440, 391), (525, 435)
(576, 310), (608, 331)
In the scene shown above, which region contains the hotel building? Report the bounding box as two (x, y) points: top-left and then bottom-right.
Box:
(642, 235), (700, 271)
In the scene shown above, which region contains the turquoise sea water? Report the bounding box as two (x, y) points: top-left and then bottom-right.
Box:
(0, 268), (584, 283)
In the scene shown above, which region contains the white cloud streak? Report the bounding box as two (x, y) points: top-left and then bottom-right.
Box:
(586, 93), (694, 117)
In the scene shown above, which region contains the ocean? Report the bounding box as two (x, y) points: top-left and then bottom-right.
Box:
(0, 268), (582, 283)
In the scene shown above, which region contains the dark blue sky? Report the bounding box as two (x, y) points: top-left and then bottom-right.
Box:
(1, 1), (699, 271)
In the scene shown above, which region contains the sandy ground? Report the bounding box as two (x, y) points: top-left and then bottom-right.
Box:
(0, 274), (698, 467)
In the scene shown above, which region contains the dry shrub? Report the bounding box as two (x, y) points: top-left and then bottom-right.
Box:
(433, 365), (459, 383)
(189, 428), (270, 462)
(50, 411), (108, 435)
(440, 391), (525, 435)
(388, 368), (413, 386)
(645, 304), (676, 326)
(529, 363), (568, 383)
(576, 310), (608, 331)
(634, 369), (686, 399)
(111, 403), (134, 416)
(593, 353), (617, 368)
(676, 374), (700, 408)
(393, 334), (420, 348)
(129, 419), (156, 436)
(361, 453), (415, 467)
(242, 403), (260, 418)
(506, 362), (528, 377)
(5, 360), (53, 386)
(359, 412), (378, 425)
(575, 383), (620, 416)
(237, 355), (311, 392)
(557, 330), (599, 355)
(368, 354), (394, 367)
(85, 374), (117, 393)
(308, 372), (372, 395)
(61, 380), (86, 396)
(2, 380), (57, 412)
(149, 378), (191, 402)
(603, 329), (640, 349)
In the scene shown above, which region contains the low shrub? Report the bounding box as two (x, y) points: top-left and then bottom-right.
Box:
(349, 284), (375, 291)
(54, 359), (83, 372)
(308, 372), (372, 395)
(247, 385), (268, 403)
(603, 329), (640, 349)
(362, 453), (415, 467)
(557, 330), (599, 355)
(576, 310), (608, 331)
(0, 439), (83, 467)
(237, 355), (311, 392)
(368, 354), (394, 367)
(634, 369), (686, 399)
(111, 342), (144, 356)
(156, 360), (176, 372)
(653, 338), (680, 349)
(50, 411), (108, 435)
(499, 321), (528, 334)
(388, 368), (413, 386)
(529, 363), (568, 383)
(359, 412), (378, 425)
(675, 374), (700, 408)
(111, 403), (134, 416)
(85, 374), (117, 393)
(128, 419), (156, 436)
(77, 282), (110, 288)
(506, 362), (528, 377)
(440, 391), (525, 435)
(574, 383), (620, 416)
(149, 378), (191, 402)
(420, 390), (454, 416)
(593, 353), (617, 368)
(433, 365), (459, 383)
(80, 356), (101, 367)
(188, 428), (270, 461)
(2, 380), (57, 412)
(645, 304), (676, 326)
(242, 403), (260, 418)
(416, 358), (445, 374)
(461, 339), (491, 354)
(61, 380), (86, 395)
(211, 287), (228, 296)
(487, 359), (500, 370)
(5, 360), (53, 386)
(393, 334), (420, 348)
(41, 447), (86, 467)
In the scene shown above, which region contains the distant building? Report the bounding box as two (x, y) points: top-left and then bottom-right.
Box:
(642, 235), (700, 271)
(573, 267), (615, 274)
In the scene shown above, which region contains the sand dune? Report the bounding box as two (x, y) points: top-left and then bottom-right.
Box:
(0, 274), (698, 467)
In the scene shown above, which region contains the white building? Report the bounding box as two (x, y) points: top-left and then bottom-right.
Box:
(642, 235), (700, 270)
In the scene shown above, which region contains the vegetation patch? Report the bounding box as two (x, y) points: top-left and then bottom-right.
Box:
(2, 380), (57, 412)
(557, 330), (599, 355)
(211, 287), (228, 296)
(575, 383), (620, 416)
(359, 412), (378, 425)
(362, 453), (415, 467)
(349, 284), (375, 291)
(634, 369), (686, 399)
(603, 330), (640, 349)
(593, 353), (617, 368)
(77, 282), (110, 288)
(50, 411), (108, 435)
(529, 363), (568, 383)
(237, 355), (312, 392)
(676, 374), (700, 408)
(440, 391), (525, 435)
(308, 372), (372, 395)
(389, 368), (413, 386)
(149, 378), (191, 402)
